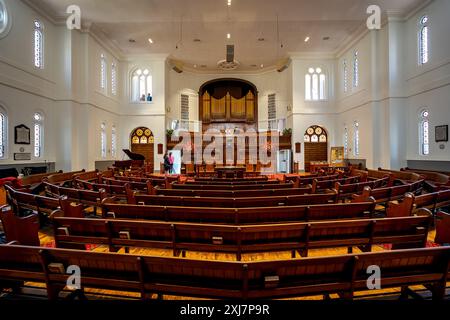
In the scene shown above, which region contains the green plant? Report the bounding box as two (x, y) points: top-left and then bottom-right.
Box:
(166, 129), (174, 137)
(283, 128), (292, 136)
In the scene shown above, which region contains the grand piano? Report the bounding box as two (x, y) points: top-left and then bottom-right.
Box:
(113, 149), (145, 170)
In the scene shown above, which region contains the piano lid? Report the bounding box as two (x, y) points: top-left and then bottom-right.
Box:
(122, 149), (146, 161)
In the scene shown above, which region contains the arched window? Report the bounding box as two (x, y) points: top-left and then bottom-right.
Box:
(344, 126), (349, 157)
(131, 127), (154, 144)
(419, 110), (430, 155)
(100, 54), (107, 90)
(111, 63), (117, 95)
(305, 67), (326, 101)
(33, 112), (43, 158)
(353, 51), (359, 88)
(132, 68), (153, 102)
(304, 125), (327, 143)
(343, 59), (348, 93)
(419, 15), (429, 65)
(101, 122), (107, 158)
(111, 125), (117, 158)
(0, 0), (10, 37)
(0, 108), (7, 159)
(354, 121), (360, 156)
(34, 20), (44, 69)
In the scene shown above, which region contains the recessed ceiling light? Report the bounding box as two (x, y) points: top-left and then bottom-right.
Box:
(227, 0), (232, 6)
(260, 64), (264, 68)
(304, 36), (310, 42)
(200, 65), (207, 68)
(258, 38), (265, 42)
(148, 38), (153, 44)
(193, 64), (198, 68)
(227, 33), (231, 39)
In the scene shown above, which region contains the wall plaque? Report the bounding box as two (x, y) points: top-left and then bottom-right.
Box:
(14, 153), (31, 161)
(15, 124), (31, 145)
(435, 125), (448, 142)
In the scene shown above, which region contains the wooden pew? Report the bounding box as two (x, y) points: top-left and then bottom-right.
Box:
(172, 183), (295, 191)
(311, 176), (361, 194)
(378, 168), (423, 184)
(334, 177), (390, 201)
(45, 170), (86, 187)
(352, 182), (424, 208)
(52, 214), (432, 261)
(402, 168), (450, 192)
(101, 200), (376, 224)
(0, 206), (40, 246)
(150, 187), (313, 198)
(130, 193), (338, 208)
(5, 184), (84, 221)
(44, 183), (107, 215)
(1, 244), (449, 300)
(435, 211), (450, 245)
(179, 180), (281, 186)
(387, 190), (450, 217)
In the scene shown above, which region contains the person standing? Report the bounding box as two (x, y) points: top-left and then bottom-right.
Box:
(169, 152), (175, 174)
(163, 152), (170, 175)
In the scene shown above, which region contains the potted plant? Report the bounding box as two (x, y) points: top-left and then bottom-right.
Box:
(282, 128), (292, 136)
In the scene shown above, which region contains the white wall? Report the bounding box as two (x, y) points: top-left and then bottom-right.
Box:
(404, 0), (450, 163)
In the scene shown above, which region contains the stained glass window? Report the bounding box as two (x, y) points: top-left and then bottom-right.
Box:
(305, 68), (326, 101)
(111, 63), (117, 95)
(0, 110), (6, 159)
(111, 125), (117, 157)
(132, 69), (152, 102)
(354, 121), (360, 156)
(34, 20), (44, 69)
(353, 51), (359, 88)
(131, 127), (154, 144)
(419, 15), (429, 65)
(101, 122), (107, 158)
(343, 59), (348, 93)
(100, 54), (107, 90)
(344, 127), (349, 157)
(0, 0), (8, 36)
(420, 110), (430, 155)
(34, 112), (43, 158)
(304, 125), (327, 143)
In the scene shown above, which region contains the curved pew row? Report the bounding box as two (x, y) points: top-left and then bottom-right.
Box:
(51, 212), (433, 261)
(386, 190), (450, 217)
(1, 244), (449, 300)
(100, 200), (378, 224)
(130, 193), (339, 208)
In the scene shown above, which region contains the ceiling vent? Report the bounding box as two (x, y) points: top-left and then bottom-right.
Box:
(217, 59), (240, 71)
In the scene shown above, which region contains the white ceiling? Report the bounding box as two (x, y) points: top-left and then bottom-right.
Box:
(29, 0), (424, 72)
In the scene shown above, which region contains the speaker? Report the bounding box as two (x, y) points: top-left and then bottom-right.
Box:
(277, 58), (292, 73)
(168, 59), (183, 73)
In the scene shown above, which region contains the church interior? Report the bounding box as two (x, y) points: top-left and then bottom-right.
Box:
(0, 0), (450, 305)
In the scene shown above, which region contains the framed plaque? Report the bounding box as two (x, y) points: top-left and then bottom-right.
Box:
(435, 125), (448, 142)
(15, 125), (31, 145)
